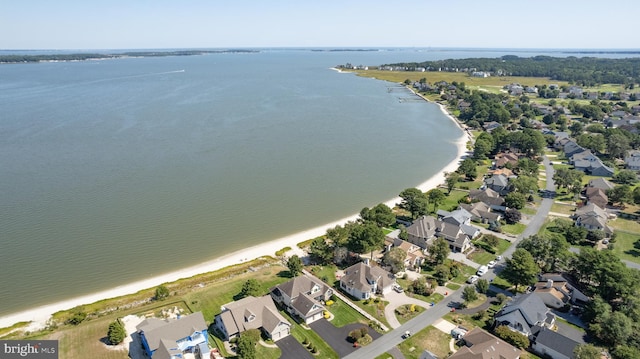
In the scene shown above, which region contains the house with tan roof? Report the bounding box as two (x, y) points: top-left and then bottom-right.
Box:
(270, 275), (332, 324)
(449, 327), (521, 359)
(494, 152), (519, 168)
(213, 295), (291, 342)
(384, 237), (427, 270)
(468, 188), (506, 212)
(459, 202), (502, 224)
(339, 261), (395, 300)
(136, 311), (208, 358)
(584, 187), (608, 208)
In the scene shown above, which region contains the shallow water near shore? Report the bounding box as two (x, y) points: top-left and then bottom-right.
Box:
(0, 47), (600, 318)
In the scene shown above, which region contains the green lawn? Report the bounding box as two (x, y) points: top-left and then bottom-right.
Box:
(610, 231), (640, 264)
(351, 298), (390, 329)
(550, 202), (575, 215)
(446, 283), (461, 290)
(521, 207), (537, 215)
(309, 264), (339, 287)
(502, 222), (526, 235)
(609, 218), (640, 233)
(395, 304), (425, 325)
(398, 325), (452, 359)
(256, 341), (282, 359)
(451, 265), (479, 284)
(329, 298), (371, 327)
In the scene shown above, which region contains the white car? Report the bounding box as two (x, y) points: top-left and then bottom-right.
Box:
(496, 255), (503, 261)
(487, 260), (496, 269)
(467, 275), (479, 284)
(393, 284), (404, 293)
(476, 265), (488, 276)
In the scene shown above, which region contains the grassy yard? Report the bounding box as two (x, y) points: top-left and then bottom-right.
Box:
(609, 231), (640, 264)
(550, 202), (576, 215)
(308, 264), (339, 287)
(502, 222), (526, 235)
(331, 298), (378, 327)
(521, 206), (537, 216)
(286, 311), (339, 359)
(609, 218), (640, 232)
(398, 325), (452, 359)
(351, 298), (390, 329)
(395, 304), (425, 325)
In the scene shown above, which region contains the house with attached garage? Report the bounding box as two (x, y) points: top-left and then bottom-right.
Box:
(572, 203), (614, 237)
(468, 188), (507, 212)
(531, 325), (580, 359)
(136, 311), (208, 358)
(214, 295), (291, 342)
(484, 174), (511, 195)
(340, 261), (395, 300)
(494, 293), (555, 337)
(449, 327), (521, 359)
(270, 275), (332, 324)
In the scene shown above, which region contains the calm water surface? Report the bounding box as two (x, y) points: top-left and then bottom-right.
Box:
(1, 48), (605, 316)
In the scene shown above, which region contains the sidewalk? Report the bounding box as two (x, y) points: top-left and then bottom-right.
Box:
(302, 269), (390, 332)
(448, 252), (480, 268)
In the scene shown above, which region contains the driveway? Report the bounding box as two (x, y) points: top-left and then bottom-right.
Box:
(383, 290), (433, 329)
(309, 319), (382, 358)
(276, 335), (314, 359)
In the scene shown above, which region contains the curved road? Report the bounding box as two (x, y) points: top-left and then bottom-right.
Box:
(343, 156), (557, 359)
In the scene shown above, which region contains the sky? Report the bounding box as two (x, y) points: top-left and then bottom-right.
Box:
(2, 0), (639, 50)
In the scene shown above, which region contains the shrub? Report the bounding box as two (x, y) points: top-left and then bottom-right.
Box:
(325, 300), (334, 306)
(107, 320), (126, 345)
(494, 325), (530, 348)
(155, 285), (170, 301)
(330, 294), (338, 301)
(67, 311), (87, 326)
(496, 293), (507, 304)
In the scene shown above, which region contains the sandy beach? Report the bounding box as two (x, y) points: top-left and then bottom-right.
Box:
(0, 98), (470, 331)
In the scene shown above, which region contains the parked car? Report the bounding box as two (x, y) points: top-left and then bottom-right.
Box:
(496, 255), (503, 261)
(393, 284), (404, 293)
(487, 260), (496, 268)
(476, 265), (488, 276)
(402, 330), (411, 339)
(467, 275), (479, 284)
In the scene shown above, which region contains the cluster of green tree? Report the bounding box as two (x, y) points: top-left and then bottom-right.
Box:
(499, 231), (640, 357)
(0, 50), (257, 63)
(383, 56), (640, 85)
(235, 328), (261, 359)
(397, 187), (446, 219)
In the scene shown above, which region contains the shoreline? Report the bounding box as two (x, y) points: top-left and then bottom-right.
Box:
(0, 92), (470, 331)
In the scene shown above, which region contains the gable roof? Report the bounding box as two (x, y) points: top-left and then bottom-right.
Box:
(272, 276), (328, 301)
(407, 215), (438, 240)
(468, 188), (505, 207)
(495, 293), (553, 331)
(486, 174), (509, 188)
(587, 177), (614, 190)
(219, 295), (289, 337)
(341, 262), (394, 293)
(533, 326), (580, 359)
(449, 327), (521, 359)
(136, 312), (207, 353)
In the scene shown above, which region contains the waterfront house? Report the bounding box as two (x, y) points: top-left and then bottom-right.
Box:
(468, 188), (506, 212)
(270, 276), (332, 324)
(214, 295), (291, 342)
(137, 312), (208, 358)
(339, 261), (395, 300)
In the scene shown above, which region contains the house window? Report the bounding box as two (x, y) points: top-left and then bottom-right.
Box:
(361, 293), (366, 299)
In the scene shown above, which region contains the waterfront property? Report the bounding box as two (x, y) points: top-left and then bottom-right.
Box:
(339, 261), (395, 300)
(214, 295), (291, 342)
(136, 311), (208, 358)
(270, 275), (333, 324)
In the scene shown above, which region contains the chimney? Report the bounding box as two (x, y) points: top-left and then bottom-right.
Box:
(546, 279), (553, 288)
(364, 258), (370, 266)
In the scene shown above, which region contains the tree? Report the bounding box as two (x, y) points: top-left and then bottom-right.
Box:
(504, 208), (522, 224)
(573, 344), (601, 359)
(613, 170), (638, 185)
(484, 234), (500, 248)
(504, 192), (526, 209)
(457, 158), (477, 180)
(309, 237), (332, 264)
(494, 325), (530, 349)
(612, 345), (640, 359)
(570, 121), (584, 137)
(462, 285), (478, 303)
(236, 332), (257, 359)
(473, 138), (492, 160)
(426, 188), (446, 212)
(398, 224), (408, 240)
(399, 188), (429, 219)
(410, 276), (435, 296)
(592, 311), (633, 347)
(325, 224), (350, 247)
(502, 248), (539, 290)
(510, 175), (538, 194)
(155, 285), (170, 301)
(287, 255), (303, 277)
(565, 226), (588, 245)
(445, 172), (461, 194)
(429, 237), (450, 265)
(383, 247), (406, 274)
(433, 265), (450, 286)
(475, 279), (489, 294)
(553, 167), (584, 194)
(239, 279), (261, 299)
(107, 320), (127, 345)
(518, 234), (570, 272)
(608, 185), (632, 206)
(607, 133), (631, 159)
(360, 203), (395, 227)
(347, 221), (385, 259)
(516, 157), (539, 177)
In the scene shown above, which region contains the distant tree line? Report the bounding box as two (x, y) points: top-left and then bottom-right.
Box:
(382, 56), (640, 86)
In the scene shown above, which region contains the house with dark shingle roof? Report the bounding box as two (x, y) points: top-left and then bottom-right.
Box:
(339, 261), (395, 300)
(214, 295), (291, 342)
(407, 213), (478, 253)
(136, 312), (208, 358)
(531, 326), (580, 359)
(494, 293), (555, 337)
(587, 177), (615, 191)
(406, 215), (438, 249)
(449, 327), (521, 359)
(485, 174), (510, 195)
(270, 275), (332, 324)
(625, 150), (640, 170)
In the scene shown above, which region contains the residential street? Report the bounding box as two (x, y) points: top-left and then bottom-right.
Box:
(343, 155), (557, 359)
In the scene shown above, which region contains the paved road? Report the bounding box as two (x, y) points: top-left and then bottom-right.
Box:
(343, 155), (558, 359)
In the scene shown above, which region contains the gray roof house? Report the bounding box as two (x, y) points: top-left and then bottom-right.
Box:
(406, 215), (438, 249)
(625, 150), (640, 170)
(214, 295), (291, 342)
(339, 261), (395, 300)
(494, 293), (555, 337)
(137, 312), (208, 359)
(449, 327), (521, 359)
(587, 177), (615, 191)
(573, 203), (613, 236)
(485, 174), (510, 195)
(562, 140), (584, 158)
(407, 214), (478, 253)
(270, 276), (332, 324)
(570, 150), (614, 177)
(531, 326), (580, 359)
(437, 208), (473, 226)
(468, 188), (506, 212)
(459, 202), (501, 223)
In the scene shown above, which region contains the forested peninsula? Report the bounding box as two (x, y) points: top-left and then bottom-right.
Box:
(380, 56), (640, 85)
(0, 49), (257, 64)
